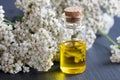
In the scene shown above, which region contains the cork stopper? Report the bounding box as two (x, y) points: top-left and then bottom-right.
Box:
(64, 6), (83, 23)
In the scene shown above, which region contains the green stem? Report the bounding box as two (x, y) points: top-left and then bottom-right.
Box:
(98, 29), (120, 49)
(4, 19), (14, 26)
(98, 29), (118, 45)
(118, 46), (120, 49)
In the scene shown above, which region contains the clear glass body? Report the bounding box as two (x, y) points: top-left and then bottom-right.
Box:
(60, 21), (86, 74)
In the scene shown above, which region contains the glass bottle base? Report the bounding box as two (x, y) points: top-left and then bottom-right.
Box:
(60, 66), (86, 74)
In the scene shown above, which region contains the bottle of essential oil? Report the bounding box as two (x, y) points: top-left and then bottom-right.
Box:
(60, 6), (86, 74)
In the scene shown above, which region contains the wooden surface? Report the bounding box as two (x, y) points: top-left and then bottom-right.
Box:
(0, 0), (120, 80)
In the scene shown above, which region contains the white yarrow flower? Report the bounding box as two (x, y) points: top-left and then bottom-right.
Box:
(99, 14), (114, 34)
(110, 37), (120, 63)
(117, 36), (120, 43)
(0, 5), (4, 22)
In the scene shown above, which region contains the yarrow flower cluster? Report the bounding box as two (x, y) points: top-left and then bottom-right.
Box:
(110, 36), (120, 63)
(15, 0), (96, 60)
(99, 0), (120, 17)
(0, 0), (120, 74)
(98, 0), (120, 34)
(0, 6), (4, 22)
(0, 6), (21, 73)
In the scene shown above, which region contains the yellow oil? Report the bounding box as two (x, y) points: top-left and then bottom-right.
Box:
(60, 40), (86, 74)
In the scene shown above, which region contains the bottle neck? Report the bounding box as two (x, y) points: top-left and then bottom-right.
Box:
(65, 21), (82, 30)
(65, 21), (82, 41)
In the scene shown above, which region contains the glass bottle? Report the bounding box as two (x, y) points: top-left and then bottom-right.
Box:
(60, 6), (86, 74)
